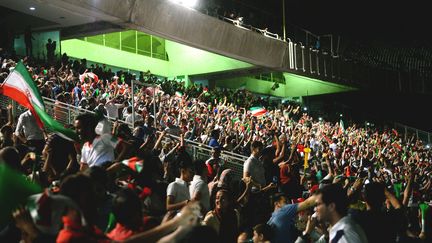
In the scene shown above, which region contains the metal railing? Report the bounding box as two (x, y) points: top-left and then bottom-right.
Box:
(394, 122), (432, 145)
(162, 134), (247, 179)
(0, 95), (247, 178)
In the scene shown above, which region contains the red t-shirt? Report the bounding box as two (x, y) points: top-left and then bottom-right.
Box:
(57, 216), (110, 243)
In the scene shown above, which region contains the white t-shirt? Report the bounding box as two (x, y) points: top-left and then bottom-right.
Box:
(167, 178), (190, 205)
(80, 134), (119, 167)
(105, 102), (123, 119)
(189, 175), (210, 213)
(330, 216), (368, 243)
(125, 113), (143, 124)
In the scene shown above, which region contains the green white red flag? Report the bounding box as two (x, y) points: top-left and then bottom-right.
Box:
(121, 157), (144, 173)
(0, 62), (77, 141)
(249, 107), (267, 117)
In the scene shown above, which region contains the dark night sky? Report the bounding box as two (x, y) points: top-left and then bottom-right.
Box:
(230, 0), (430, 44)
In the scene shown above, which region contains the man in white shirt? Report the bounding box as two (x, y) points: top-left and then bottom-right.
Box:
(104, 97), (125, 119)
(189, 160), (210, 214)
(243, 141), (266, 189)
(74, 113), (120, 170)
(124, 106), (143, 125)
(166, 160), (194, 212)
(14, 109), (45, 153)
(315, 183), (368, 243)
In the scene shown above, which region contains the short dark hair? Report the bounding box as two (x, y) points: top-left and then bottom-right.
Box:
(253, 223), (273, 241)
(363, 182), (385, 209)
(193, 160), (206, 176)
(178, 160), (193, 170)
(112, 188), (142, 230)
(270, 192), (286, 206)
(251, 141), (263, 151)
(318, 183), (348, 216)
(75, 113), (97, 130)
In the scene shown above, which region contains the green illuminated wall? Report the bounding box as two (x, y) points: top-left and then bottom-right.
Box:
(217, 73), (357, 97)
(164, 41), (252, 76)
(61, 32), (252, 78)
(61, 39), (169, 75)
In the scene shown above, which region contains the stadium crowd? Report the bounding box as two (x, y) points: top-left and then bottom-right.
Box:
(0, 53), (431, 243)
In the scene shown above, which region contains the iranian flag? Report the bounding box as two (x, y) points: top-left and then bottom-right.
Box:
(79, 72), (99, 83)
(121, 157), (144, 173)
(391, 141), (402, 151)
(338, 119), (345, 135)
(249, 107), (267, 117)
(0, 62), (77, 141)
(232, 117), (240, 126)
(175, 91), (183, 98)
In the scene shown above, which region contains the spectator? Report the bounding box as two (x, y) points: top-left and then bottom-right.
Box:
(107, 188), (146, 241)
(14, 109), (45, 154)
(74, 113), (118, 170)
(314, 183), (368, 243)
(189, 160), (210, 214)
(267, 193), (317, 243)
(243, 141), (265, 189)
(42, 133), (78, 180)
(203, 189), (240, 243)
(24, 26), (34, 57)
(208, 129), (221, 148)
(252, 223), (273, 243)
(166, 160), (194, 212)
(46, 38), (56, 63)
(205, 147), (225, 181)
(353, 182), (405, 243)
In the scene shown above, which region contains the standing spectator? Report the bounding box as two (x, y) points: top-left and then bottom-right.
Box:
(72, 83), (82, 106)
(24, 26), (34, 57)
(353, 182), (404, 243)
(42, 133), (78, 180)
(189, 160), (210, 214)
(267, 193), (316, 243)
(208, 129), (221, 148)
(206, 147), (225, 181)
(46, 39), (56, 63)
(166, 160), (194, 212)
(105, 96), (124, 120)
(74, 113), (119, 170)
(315, 183), (368, 243)
(243, 141), (266, 189)
(14, 109), (45, 154)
